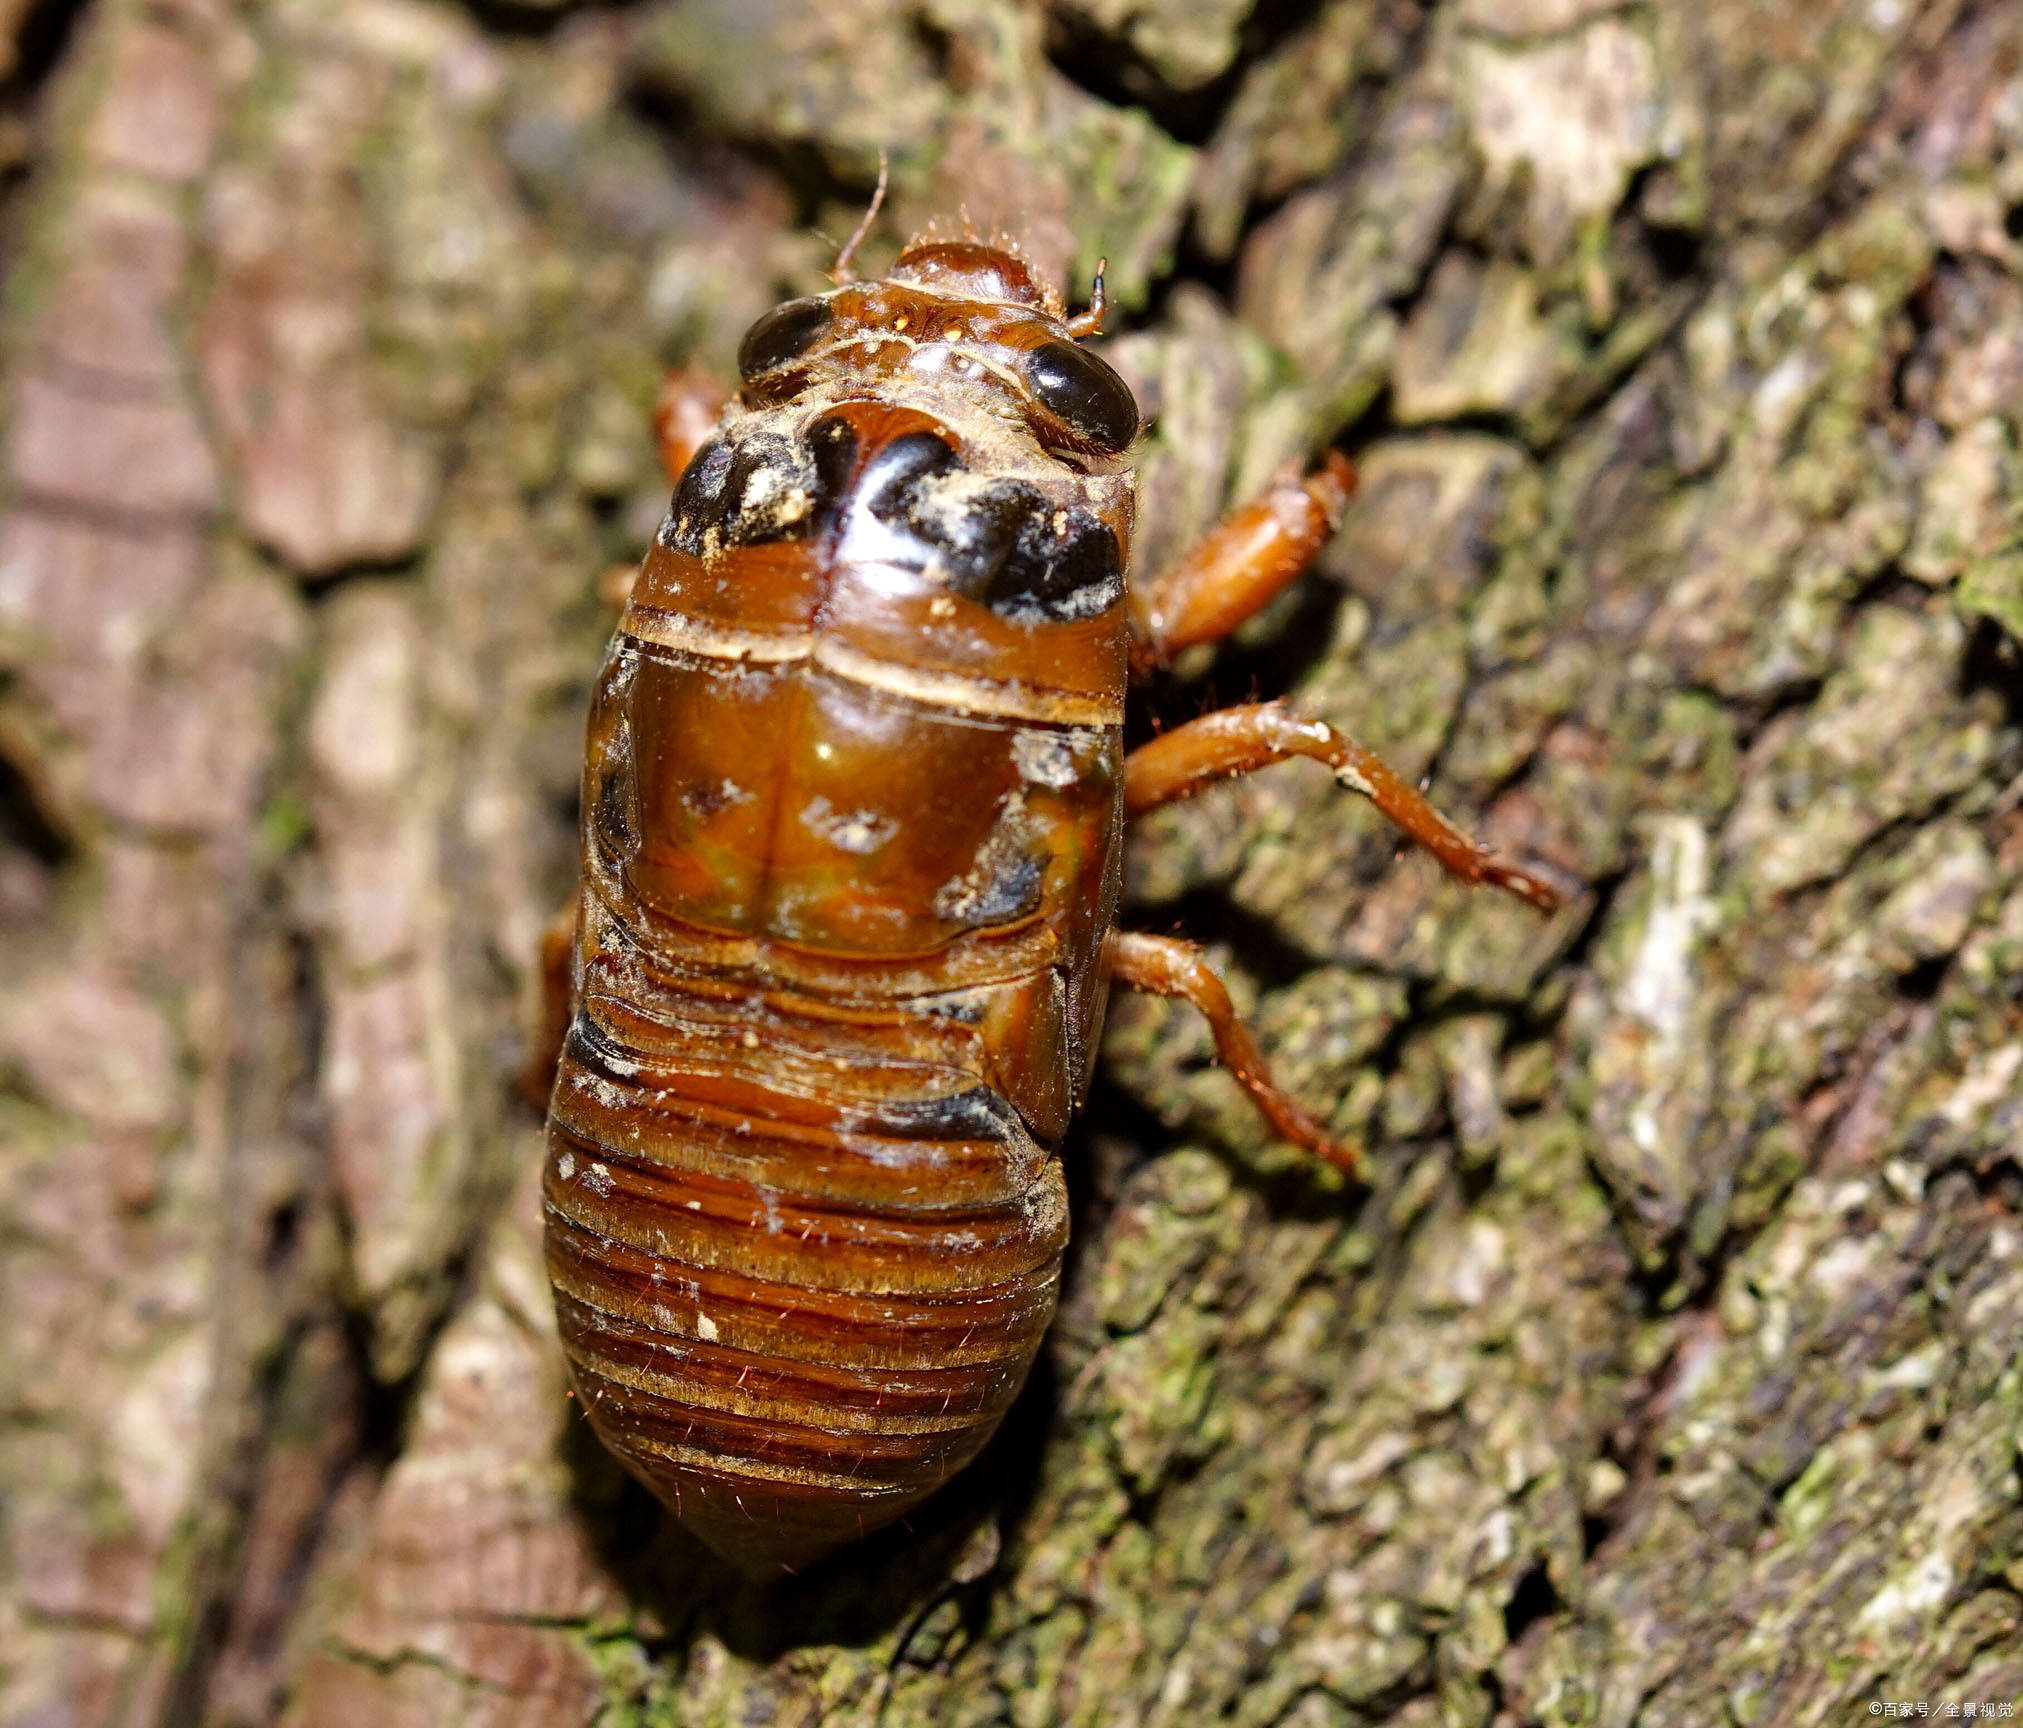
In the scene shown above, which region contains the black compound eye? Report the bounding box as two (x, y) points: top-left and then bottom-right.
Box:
(737, 296), (833, 382)
(1023, 341), (1139, 452)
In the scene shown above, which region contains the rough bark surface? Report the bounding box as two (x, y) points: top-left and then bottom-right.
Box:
(2, 1), (2021, 1725)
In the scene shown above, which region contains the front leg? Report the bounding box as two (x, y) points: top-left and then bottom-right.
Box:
(524, 370), (727, 1107)
(1131, 451), (1356, 668)
(597, 370), (734, 615)
(1124, 703), (1561, 912)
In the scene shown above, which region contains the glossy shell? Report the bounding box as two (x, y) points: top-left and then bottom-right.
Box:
(544, 240), (1139, 1574)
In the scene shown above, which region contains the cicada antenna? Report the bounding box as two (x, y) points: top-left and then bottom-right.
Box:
(832, 151), (889, 285)
(1065, 257), (1108, 339)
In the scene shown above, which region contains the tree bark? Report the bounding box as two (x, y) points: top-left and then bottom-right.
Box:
(2, 0), (2021, 1724)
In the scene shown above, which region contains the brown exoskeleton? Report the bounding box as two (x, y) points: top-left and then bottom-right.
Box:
(532, 208), (1560, 1577)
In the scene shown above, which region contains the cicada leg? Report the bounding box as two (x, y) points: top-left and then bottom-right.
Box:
(517, 898), (579, 1112)
(1122, 703), (1560, 912)
(1130, 450), (1356, 672)
(535, 369), (730, 1105)
(1103, 930), (1360, 1179)
(584, 369), (736, 616)
(1113, 516), (1562, 1176)
(652, 367), (731, 486)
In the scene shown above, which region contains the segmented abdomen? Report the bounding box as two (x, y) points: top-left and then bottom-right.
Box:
(543, 984), (1070, 1575)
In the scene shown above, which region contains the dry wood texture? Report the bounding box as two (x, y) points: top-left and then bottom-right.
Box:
(1, 0), (2021, 1724)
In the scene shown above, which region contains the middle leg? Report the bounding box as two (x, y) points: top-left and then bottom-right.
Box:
(1123, 703), (1560, 911)
(1108, 710), (1558, 1181)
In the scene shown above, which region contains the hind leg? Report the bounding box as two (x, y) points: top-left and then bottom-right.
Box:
(518, 898), (579, 1113)
(1103, 931), (1359, 1178)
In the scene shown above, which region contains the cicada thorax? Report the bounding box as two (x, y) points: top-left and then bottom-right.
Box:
(542, 267), (1142, 1573)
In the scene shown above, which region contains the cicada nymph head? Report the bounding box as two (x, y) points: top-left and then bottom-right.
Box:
(731, 237), (1140, 463)
(676, 233), (1139, 648)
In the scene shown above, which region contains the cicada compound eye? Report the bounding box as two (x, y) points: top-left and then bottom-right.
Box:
(1022, 340), (1139, 454)
(737, 296), (834, 383)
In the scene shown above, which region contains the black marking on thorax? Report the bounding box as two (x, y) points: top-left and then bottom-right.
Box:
(663, 411), (1122, 624)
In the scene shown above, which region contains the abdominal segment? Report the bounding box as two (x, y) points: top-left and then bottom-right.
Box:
(543, 985), (1069, 1575)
